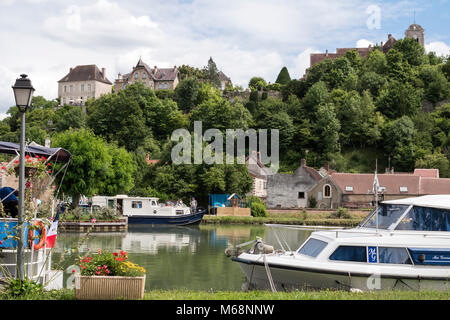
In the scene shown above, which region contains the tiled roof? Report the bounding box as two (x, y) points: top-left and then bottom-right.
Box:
(330, 171), (450, 196)
(413, 169), (439, 178)
(58, 65), (112, 85)
(134, 59), (179, 81)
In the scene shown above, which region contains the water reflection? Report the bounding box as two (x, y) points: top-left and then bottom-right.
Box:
(53, 224), (310, 291)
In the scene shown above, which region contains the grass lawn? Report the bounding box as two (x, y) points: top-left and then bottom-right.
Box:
(1, 289), (449, 300)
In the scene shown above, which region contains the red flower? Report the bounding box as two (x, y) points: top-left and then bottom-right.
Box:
(72, 269), (76, 273)
(25, 155), (30, 159)
(48, 170), (52, 174)
(1, 166), (6, 170)
(47, 162), (52, 166)
(113, 252), (118, 256)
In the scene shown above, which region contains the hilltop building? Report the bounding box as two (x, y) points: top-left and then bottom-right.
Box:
(114, 58), (180, 92)
(245, 151), (273, 199)
(57, 65), (112, 106)
(303, 24), (425, 78)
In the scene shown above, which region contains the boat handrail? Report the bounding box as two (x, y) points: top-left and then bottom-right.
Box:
(264, 224), (450, 239)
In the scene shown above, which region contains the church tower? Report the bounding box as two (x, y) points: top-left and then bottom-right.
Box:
(405, 24), (425, 47)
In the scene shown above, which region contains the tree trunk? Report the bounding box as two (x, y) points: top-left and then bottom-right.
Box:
(72, 194), (81, 208)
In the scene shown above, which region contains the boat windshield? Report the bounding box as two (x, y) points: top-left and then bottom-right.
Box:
(297, 238), (328, 258)
(396, 206), (450, 231)
(360, 204), (409, 229)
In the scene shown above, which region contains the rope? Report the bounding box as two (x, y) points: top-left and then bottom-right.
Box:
(263, 254), (277, 292)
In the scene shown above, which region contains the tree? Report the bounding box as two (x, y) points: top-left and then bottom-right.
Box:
(101, 144), (136, 196)
(392, 38), (425, 67)
(204, 57), (221, 89)
(313, 103), (341, 157)
(174, 78), (201, 113)
(248, 77), (267, 91)
(275, 67), (291, 85)
(302, 81), (330, 116)
(363, 49), (387, 74)
(52, 129), (112, 207)
(376, 80), (423, 118)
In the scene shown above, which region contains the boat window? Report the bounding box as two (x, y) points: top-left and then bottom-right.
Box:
(132, 201), (143, 209)
(396, 206), (450, 231)
(298, 238), (328, 258)
(378, 247), (412, 264)
(360, 204), (409, 229)
(329, 246), (367, 262)
(151, 200), (157, 206)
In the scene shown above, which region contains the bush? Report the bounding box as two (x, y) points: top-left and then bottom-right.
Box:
(329, 207), (352, 219)
(250, 202), (267, 218)
(308, 196), (317, 208)
(2, 278), (44, 298)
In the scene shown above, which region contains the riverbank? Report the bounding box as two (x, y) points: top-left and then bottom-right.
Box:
(1, 288), (449, 300)
(201, 211), (366, 227)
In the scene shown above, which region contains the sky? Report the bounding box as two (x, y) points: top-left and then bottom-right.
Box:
(0, 0), (449, 116)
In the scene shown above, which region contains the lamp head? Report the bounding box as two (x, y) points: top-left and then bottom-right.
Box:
(12, 74), (35, 112)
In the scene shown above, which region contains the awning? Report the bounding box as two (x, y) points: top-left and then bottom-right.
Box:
(0, 141), (72, 163)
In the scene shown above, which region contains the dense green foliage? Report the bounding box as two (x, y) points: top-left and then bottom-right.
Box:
(0, 42), (448, 207)
(275, 66), (291, 85)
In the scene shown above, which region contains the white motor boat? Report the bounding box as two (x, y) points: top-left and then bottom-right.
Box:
(231, 195), (450, 291)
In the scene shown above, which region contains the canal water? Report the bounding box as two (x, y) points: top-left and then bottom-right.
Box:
(52, 224), (312, 291)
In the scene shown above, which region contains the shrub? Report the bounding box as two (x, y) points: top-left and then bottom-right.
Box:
(2, 278), (44, 298)
(250, 202), (267, 217)
(329, 207), (352, 219)
(308, 195), (317, 208)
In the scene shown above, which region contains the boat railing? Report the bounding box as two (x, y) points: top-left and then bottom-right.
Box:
(264, 224), (450, 239)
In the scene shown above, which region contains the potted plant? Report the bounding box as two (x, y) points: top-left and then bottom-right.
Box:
(74, 249), (146, 300)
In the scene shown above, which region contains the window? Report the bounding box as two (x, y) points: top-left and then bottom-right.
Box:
(158, 83), (163, 89)
(329, 246), (367, 262)
(135, 73), (139, 79)
(399, 186), (408, 193)
(345, 186), (353, 192)
(88, 84), (91, 92)
(324, 185), (331, 198)
(62, 97), (66, 105)
(298, 238), (328, 258)
(378, 247), (412, 264)
(396, 206), (450, 231)
(361, 204), (409, 229)
(132, 201), (143, 209)
(64, 85), (67, 93)
(151, 200), (157, 206)
(81, 84), (84, 92)
(143, 73), (147, 79)
(69, 85), (73, 93)
(163, 83), (168, 89)
(298, 192), (305, 199)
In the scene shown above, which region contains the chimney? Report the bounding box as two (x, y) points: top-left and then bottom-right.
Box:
(257, 151), (261, 162)
(70, 67), (73, 73)
(323, 162), (329, 172)
(102, 68), (106, 79)
(381, 41), (384, 47)
(118, 72), (122, 80)
(154, 66), (158, 74)
(173, 65), (177, 71)
(325, 49), (328, 57)
(388, 34), (392, 40)
(301, 158), (307, 167)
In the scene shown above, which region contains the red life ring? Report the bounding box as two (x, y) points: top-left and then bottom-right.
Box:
(28, 220), (46, 250)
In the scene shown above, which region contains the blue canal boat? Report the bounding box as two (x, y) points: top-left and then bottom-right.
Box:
(91, 195), (206, 226)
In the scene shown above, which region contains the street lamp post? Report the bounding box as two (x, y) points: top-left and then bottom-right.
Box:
(12, 74), (34, 280)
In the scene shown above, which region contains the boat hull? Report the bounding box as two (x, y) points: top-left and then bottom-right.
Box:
(233, 256), (450, 292)
(126, 209), (206, 226)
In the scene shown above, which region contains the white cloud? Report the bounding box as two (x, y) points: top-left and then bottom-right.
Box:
(292, 48), (317, 79)
(425, 41), (450, 57)
(42, 0), (164, 48)
(356, 39), (374, 48)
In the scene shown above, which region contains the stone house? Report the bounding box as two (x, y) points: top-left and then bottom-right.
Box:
(218, 71), (232, 90)
(266, 159), (323, 209)
(317, 168), (450, 209)
(58, 65), (112, 106)
(114, 58), (180, 92)
(245, 151), (273, 199)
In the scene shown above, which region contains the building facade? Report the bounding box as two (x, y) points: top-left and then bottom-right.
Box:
(245, 151), (273, 199)
(58, 65), (112, 106)
(266, 159), (323, 209)
(114, 58), (180, 92)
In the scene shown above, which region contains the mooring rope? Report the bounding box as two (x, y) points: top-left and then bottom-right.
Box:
(263, 254), (277, 293)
